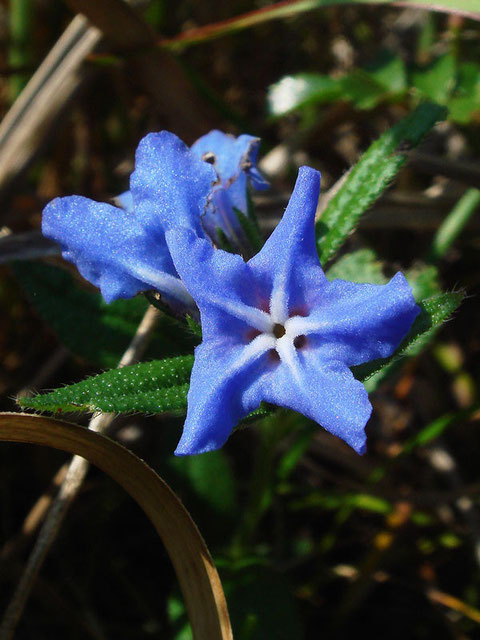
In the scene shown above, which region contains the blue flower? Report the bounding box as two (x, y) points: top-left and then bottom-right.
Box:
(190, 130), (269, 246)
(42, 131), (216, 308)
(43, 129), (268, 307)
(166, 167), (420, 456)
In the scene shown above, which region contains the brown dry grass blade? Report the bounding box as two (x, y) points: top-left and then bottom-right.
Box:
(0, 16), (101, 196)
(0, 412), (233, 640)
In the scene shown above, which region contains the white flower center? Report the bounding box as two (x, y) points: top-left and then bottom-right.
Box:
(257, 313), (309, 364)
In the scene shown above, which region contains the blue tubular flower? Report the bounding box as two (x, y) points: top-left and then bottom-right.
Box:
(166, 167), (420, 456)
(190, 130), (269, 244)
(42, 131), (216, 308)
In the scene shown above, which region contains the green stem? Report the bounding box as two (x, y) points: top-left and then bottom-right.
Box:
(428, 188), (480, 262)
(8, 0), (33, 102)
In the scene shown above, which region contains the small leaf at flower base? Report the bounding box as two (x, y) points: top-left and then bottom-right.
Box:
(353, 290), (464, 387)
(233, 208), (264, 254)
(215, 227), (236, 253)
(18, 357), (194, 414)
(14, 261), (197, 367)
(326, 249), (387, 284)
(316, 102), (446, 265)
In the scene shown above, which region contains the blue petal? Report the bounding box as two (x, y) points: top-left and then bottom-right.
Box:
(174, 337), (273, 455)
(260, 351), (371, 454)
(191, 131), (269, 241)
(191, 130), (269, 193)
(114, 190), (134, 212)
(166, 228), (271, 341)
(249, 166), (326, 321)
(287, 272), (420, 366)
(130, 131), (217, 240)
(42, 195), (193, 307)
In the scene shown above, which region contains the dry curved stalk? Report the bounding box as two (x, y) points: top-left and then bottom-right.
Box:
(0, 412), (233, 640)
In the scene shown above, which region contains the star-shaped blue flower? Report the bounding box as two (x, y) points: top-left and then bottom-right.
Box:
(166, 167), (420, 456)
(42, 131), (216, 308)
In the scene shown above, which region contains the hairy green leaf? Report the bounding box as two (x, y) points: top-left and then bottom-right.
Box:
(326, 248), (387, 284)
(19, 356), (194, 413)
(316, 102), (446, 265)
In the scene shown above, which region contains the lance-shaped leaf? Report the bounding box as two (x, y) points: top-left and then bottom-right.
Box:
(19, 356), (194, 414)
(326, 249), (387, 285)
(14, 262), (197, 367)
(316, 103), (446, 265)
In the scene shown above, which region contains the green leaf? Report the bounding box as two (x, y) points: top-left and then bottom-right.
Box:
(234, 208), (264, 254)
(14, 262), (197, 367)
(168, 450), (237, 517)
(402, 404), (480, 455)
(291, 490), (432, 525)
(340, 70), (389, 110)
(316, 102), (446, 265)
(352, 291), (465, 385)
(411, 53), (457, 104)
(326, 249), (387, 284)
(428, 188), (480, 262)
(364, 49), (408, 95)
(405, 263), (441, 300)
(267, 72), (342, 117)
(448, 62), (480, 123)
(215, 227), (236, 253)
(19, 356), (194, 413)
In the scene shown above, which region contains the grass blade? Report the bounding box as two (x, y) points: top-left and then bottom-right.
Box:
(428, 188), (480, 262)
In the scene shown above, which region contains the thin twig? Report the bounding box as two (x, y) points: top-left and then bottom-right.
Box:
(0, 230), (60, 264)
(409, 151), (480, 189)
(0, 305), (159, 640)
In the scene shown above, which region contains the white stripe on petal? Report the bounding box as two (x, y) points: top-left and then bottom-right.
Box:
(284, 315), (324, 337)
(209, 297), (273, 333)
(275, 335), (303, 385)
(270, 272), (289, 324)
(130, 264), (195, 307)
(228, 333), (277, 375)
